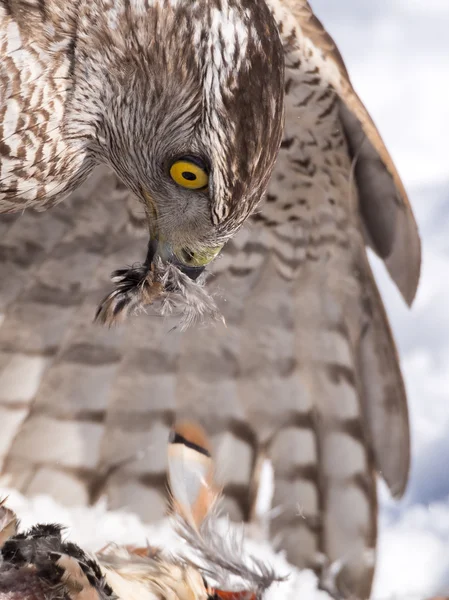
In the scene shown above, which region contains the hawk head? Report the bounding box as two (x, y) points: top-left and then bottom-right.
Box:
(67, 0), (284, 322)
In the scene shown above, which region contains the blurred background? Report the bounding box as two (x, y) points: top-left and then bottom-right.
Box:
(313, 0), (449, 595)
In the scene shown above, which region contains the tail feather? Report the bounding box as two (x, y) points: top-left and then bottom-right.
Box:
(0, 170), (409, 600)
(0, 167), (133, 498)
(357, 258), (410, 497)
(0, 203), (72, 315)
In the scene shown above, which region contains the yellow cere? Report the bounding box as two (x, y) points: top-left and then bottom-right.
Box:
(170, 159), (208, 189)
(176, 245), (223, 267)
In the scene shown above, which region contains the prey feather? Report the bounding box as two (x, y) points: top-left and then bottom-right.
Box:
(0, 498), (19, 549)
(167, 424), (285, 597)
(95, 259), (224, 330)
(174, 512), (285, 595)
(0, 523), (114, 600)
(0, 423), (282, 600)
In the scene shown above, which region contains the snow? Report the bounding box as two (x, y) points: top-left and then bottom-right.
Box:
(0, 487), (331, 600)
(3, 484), (449, 599)
(1, 2), (448, 599)
(376, 491), (449, 598)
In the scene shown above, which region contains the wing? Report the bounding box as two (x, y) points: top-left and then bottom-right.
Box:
(274, 0), (421, 306)
(0, 2), (420, 599)
(0, 1), (92, 214)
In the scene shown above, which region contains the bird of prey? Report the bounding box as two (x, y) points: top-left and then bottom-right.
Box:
(0, 0), (421, 598)
(0, 423), (281, 600)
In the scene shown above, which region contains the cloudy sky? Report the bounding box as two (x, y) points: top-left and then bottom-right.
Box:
(313, 1), (449, 595)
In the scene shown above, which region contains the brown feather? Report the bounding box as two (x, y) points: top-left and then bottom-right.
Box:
(289, 0), (421, 304)
(0, 498), (18, 549)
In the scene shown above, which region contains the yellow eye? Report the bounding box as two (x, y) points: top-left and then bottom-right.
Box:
(170, 158), (209, 190)
(176, 245), (223, 267)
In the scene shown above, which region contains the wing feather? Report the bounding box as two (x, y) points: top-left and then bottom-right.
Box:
(357, 259), (410, 496)
(281, 0), (421, 304)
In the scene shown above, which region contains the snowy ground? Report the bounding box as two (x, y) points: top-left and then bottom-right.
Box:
(0, 487), (332, 600)
(1, 3), (448, 599)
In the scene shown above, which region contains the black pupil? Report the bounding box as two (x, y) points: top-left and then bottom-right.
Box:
(182, 171), (196, 181)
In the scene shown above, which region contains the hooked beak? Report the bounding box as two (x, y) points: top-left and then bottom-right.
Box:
(144, 193), (205, 281)
(144, 238), (205, 282)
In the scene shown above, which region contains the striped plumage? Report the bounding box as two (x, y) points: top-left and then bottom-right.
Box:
(0, 0), (420, 598)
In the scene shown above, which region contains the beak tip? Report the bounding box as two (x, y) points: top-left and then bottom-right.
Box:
(146, 238), (205, 282)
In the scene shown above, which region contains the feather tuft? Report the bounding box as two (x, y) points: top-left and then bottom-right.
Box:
(95, 260), (224, 330)
(176, 516), (286, 594)
(167, 423), (286, 596)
